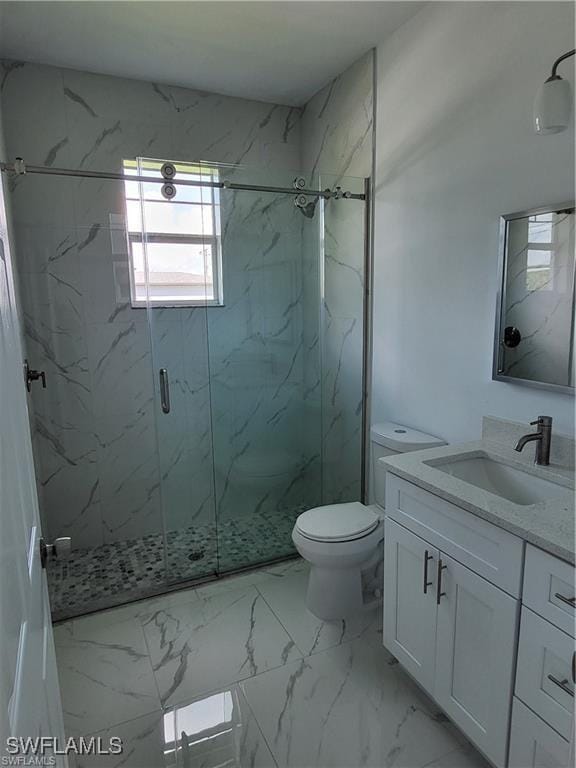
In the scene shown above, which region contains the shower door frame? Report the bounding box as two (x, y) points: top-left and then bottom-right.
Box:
(361, 176), (374, 505)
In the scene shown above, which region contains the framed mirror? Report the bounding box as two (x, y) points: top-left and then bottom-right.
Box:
(493, 203), (575, 394)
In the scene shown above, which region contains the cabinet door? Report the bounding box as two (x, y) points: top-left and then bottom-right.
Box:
(434, 553), (518, 767)
(383, 518), (438, 692)
(509, 697), (573, 768)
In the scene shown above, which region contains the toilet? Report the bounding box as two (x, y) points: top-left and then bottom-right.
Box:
(292, 422), (445, 620)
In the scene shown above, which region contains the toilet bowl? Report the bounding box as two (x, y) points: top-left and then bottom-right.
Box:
(293, 422), (445, 621)
(292, 502), (383, 620)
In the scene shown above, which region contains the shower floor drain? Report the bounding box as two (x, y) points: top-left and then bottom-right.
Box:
(188, 550), (205, 562)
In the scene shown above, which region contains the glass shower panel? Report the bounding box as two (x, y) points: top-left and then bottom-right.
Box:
(139, 159), (219, 585)
(319, 174), (367, 505)
(207, 166), (323, 572)
(10, 172), (169, 619)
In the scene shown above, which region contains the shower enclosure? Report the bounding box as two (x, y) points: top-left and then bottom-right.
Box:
(4, 157), (368, 619)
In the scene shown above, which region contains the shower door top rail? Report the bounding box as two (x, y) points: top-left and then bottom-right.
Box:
(0, 158), (366, 201)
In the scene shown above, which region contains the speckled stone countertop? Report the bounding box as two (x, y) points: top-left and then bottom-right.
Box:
(380, 438), (575, 565)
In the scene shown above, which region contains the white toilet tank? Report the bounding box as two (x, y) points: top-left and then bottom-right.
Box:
(370, 422), (445, 507)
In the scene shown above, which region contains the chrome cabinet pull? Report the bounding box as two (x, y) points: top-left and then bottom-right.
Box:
(547, 674), (575, 698)
(423, 550), (433, 594)
(159, 368), (170, 414)
(436, 559), (447, 605)
(554, 592), (576, 609)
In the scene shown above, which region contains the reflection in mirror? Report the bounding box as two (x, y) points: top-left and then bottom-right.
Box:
(494, 204), (575, 393)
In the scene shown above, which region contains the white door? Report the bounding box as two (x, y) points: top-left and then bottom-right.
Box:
(0, 173), (67, 762)
(383, 518), (438, 692)
(434, 552), (518, 768)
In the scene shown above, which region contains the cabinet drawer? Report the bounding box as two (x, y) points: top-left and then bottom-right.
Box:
(385, 474), (524, 595)
(524, 545), (575, 637)
(516, 607), (575, 740)
(508, 697), (573, 768)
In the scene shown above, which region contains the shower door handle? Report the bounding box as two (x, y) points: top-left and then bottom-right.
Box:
(159, 368), (171, 414)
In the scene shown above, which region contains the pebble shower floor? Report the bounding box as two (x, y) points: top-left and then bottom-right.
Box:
(48, 506), (303, 620)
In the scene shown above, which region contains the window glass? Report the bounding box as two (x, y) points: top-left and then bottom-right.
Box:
(123, 158), (223, 307)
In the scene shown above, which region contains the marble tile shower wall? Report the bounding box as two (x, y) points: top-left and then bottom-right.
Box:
(301, 50), (374, 503)
(0, 52), (373, 561)
(0, 60), (304, 550)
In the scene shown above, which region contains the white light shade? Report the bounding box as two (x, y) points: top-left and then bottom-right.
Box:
(534, 77), (572, 134)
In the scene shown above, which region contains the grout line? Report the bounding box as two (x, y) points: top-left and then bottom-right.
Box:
(137, 607), (167, 707)
(150, 651), (314, 716)
(253, 580), (308, 659)
(418, 743), (479, 768)
(70, 707), (166, 740)
(255, 573), (383, 660)
(133, 575), (309, 712)
(235, 683), (280, 768)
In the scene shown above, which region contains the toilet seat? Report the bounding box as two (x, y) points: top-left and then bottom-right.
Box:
(295, 502), (379, 543)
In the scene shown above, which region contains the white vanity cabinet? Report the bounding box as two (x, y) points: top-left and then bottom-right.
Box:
(383, 475), (524, 767)
(508, 545), (575, 768)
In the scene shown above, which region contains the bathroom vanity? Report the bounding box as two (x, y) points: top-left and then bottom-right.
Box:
(379, 418), (575, 768)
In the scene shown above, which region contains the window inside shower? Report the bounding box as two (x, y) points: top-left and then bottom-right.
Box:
(123, 159), (223, 306)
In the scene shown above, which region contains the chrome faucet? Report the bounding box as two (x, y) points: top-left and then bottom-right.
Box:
(514, 416), (552, 466)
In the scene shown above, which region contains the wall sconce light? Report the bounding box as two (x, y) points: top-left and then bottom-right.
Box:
(534, 48), (575, 134)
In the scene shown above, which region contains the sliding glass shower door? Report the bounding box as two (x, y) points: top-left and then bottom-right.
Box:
(142, 161), (325, 579)
(142, 159), (368, 585)
(206, 166), (323, 573)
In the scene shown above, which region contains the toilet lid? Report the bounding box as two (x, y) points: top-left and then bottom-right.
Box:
(295, 503), (379, 543)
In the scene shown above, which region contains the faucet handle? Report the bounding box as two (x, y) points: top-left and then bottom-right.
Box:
(530, 416), (552, 426)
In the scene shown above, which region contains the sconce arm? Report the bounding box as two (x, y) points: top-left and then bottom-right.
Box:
(550, 49), (576, 79)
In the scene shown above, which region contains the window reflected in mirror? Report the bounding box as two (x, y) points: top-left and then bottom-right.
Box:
(494, 205), (575, 392)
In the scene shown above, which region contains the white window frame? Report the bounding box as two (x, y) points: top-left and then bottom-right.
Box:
(124, 158), (224, 308)
(525, 214), (554, 292)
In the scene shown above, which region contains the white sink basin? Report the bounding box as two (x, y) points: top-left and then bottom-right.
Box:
(427, 454), (571, 506)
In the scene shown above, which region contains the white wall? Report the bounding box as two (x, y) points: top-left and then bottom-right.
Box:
(372, 1), (575, 445)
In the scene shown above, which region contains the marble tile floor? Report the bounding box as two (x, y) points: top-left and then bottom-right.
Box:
(55, 558), (491, 768)
(48, 509), (301, 620)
